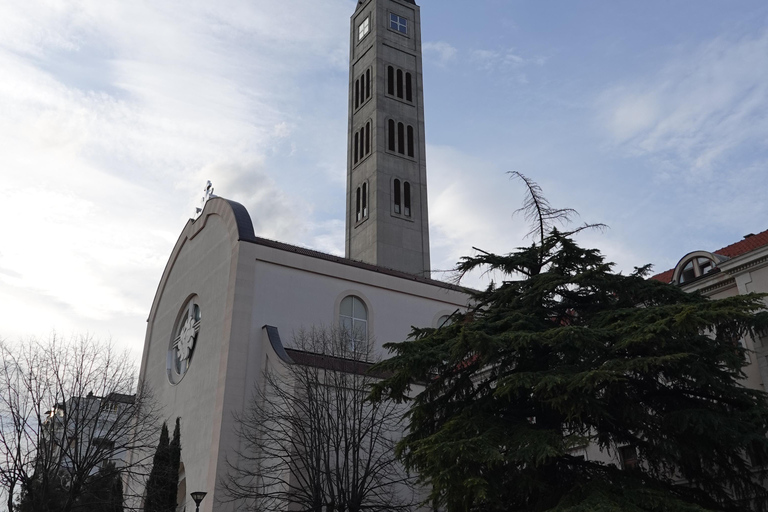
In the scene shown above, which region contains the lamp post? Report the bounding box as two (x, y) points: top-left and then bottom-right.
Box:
(190, 491), (207, 512)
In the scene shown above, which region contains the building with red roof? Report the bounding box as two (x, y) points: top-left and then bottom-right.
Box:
(651, 228), (768, 393)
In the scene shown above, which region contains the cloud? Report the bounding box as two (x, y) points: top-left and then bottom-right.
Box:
(423, 41), (458, 65)
(0, 0), (354, 352)
(597, 30), (768, 179)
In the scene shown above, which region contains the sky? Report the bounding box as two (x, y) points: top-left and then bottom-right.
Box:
(1, 0), (768, 359)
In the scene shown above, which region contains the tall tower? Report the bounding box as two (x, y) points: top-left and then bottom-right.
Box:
(344, 0), (431, 276)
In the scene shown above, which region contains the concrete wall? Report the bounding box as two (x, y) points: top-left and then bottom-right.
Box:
(139, 197), (469, 511)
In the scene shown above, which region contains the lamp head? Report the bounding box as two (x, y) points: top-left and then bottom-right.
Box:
(190, 491), (207, 506)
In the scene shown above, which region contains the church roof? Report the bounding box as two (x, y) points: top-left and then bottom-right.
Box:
(245, 234), (467, 292)
(211, 198), (466, 292)
(651, 228), (768, 283)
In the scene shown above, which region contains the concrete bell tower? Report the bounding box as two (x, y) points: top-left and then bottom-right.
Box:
(344, 0), (431, 276)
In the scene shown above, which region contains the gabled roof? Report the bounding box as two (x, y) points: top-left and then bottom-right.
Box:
(651, 228), (768, 283)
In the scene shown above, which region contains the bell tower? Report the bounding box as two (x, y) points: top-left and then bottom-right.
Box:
(344, 0), (431, 276)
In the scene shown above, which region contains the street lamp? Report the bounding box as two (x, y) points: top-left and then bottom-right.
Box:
(190, 491), (207, 512)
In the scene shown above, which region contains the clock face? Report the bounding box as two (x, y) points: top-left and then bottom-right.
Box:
(167, 299), (201, 385)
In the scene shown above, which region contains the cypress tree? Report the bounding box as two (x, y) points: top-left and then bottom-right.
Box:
(167, 418), (181, 512)
(144, 423), (170, 512)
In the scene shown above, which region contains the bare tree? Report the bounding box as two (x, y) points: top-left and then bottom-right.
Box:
(223, 327), (417, 512)
(0, 335), (160, 512)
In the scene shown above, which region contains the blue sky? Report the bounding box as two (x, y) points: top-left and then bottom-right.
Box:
(1, 0), (767, 357)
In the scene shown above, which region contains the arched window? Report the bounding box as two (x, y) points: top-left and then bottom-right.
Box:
(362, 182), (368, 218)
(397, 122), (405, 154)
(679, 256), (716, 283)
(396, 69), (404, 98)
(353, 132), (359, 163)
(365, 122), (370, 154)
(355, 78), (360, 109)
(405, 72), (413, 102)
(393, 179), (401, 214)
(437, 315), (452, 328)
(388, 119), (396, 151)
(365, 69), (371, 99)
(339, 295), (368, 350)
(355, 187), (361, 222)
(407, 125), (414, 157)
(404, 181), (411, 217)
(387, 66), (394, 96)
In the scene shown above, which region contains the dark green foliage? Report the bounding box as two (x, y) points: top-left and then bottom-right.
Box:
(372, 176), (768, 512)
(168, 418), (181, 512)
(144, 423), (170, 512)
(16, 465), (123, 512)
(145, 419), (181, 512)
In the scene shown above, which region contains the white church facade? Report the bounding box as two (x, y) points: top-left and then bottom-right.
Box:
(136, 1), (471, 510)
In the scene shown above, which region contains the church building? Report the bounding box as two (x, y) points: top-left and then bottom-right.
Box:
(136, 1), (470, 510)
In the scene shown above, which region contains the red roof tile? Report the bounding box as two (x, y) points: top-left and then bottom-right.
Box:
(650, 228), (768, 283)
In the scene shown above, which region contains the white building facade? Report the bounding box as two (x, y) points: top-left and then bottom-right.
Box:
(136, 3), (471, 510)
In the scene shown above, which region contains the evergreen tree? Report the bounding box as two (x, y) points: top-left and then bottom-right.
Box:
(144, 423), (170, 512)
(372, 174), (768, 512)
(167, 418), (181, 512)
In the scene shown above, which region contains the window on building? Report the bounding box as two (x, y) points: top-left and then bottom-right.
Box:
(407, 125), (414, 157)
(355, 187), (361, 222)
(437, 314), (452, 328)
(386, 65), (414, 103)
(358, 17), (370, 41)
(353, 121), (372, 165)
(393, 179), (401, 214)
(397, 122), (405, 154)
(679, 256), (716, 284)
(403, 181), (411, 217)
(362, 182), (368, 218)
(619, 445), (638, 470)
(339, 295), (368, 350)
(405, 72), (413, 102)
(355, 68), (372, 110)
(388, 119), (396, 151)
(389, 13), (407, 34)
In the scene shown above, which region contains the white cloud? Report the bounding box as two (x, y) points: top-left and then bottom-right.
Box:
(423, 41), (458, 65)
(0, 0), (354, 353)
(597, 30), (768, 179)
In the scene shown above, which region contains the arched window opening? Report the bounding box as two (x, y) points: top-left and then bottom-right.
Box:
(396, 69), (404, 98)
(365, 69), (371, 99)
(405, 72), (413, 102)
(679, 256), (716, 284)
(387, 66), (394, 96)
(365, 122), (370, 155)
(339, 295), (368, 352)
(393, 179), (401, 214)
(359, 127), (365, 159)
(388, 119), (396, 151)
(437, 315), (452, 328)
(397, 122), (405, 154)
(353, 132), (359, 163)
(407, 125), (414, 157)
(355, 79), (360, 109)
(355, 187), (361, 222)
(362, 182), (368, 218)
(404, 181), (411, 217)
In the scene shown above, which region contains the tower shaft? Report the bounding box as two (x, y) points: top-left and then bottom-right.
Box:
(344, 0), (430, 276)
